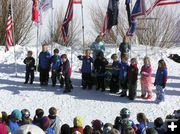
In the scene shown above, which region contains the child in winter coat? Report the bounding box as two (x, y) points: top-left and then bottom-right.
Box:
(72, 116), (84, 134)
(20, 109), (32, 125)
(140, 57), (153, 99)
(154, 117), (166, 134)
(33, 108), (44, 127)
(8, 109), (22, 133)
(110, 54), (121, 93)
(119, 36), (131, 58)
(40, 116), (54, 134)
(50, 48), (62, 87)
(119, 54), (129, 97)
(78, 49), (93, 89)
(154, 59), (168, 103)
(0, 112), (10, 134)
(136, 113), (148, 134)
(61, 54), (73, 93)
(127, 58), (138, 100)
(38, 43), (51, 86)
(48, 107), (62, 134)
(94, 52), (109, 92)
(114, 108), (137, 134)
(23, 51), (35, 84)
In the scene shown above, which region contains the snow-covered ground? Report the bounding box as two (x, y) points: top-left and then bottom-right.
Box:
(0, 44), (180, 127)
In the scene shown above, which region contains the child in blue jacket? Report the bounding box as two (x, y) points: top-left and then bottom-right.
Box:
(50, 48), (62, 87)
(38, 43), (51, 86)
(154, 59), (168, 103)
(119, 54), (129, 97)
(136, 113), (149, 134)
(78, 49), (93, 89)
(110, 54), (121, 93)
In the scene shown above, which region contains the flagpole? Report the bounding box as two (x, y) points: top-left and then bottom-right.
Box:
(81, 0), (85, 52)
(10, 0), (17, 77)
(129, 0), (133, 59)
(51, 0), (54, 53)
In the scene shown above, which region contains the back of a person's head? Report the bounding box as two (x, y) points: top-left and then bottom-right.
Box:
(109, 128), (120, 134)
(103, 123), (113, 134)
(92, 130), (101, 134)
(73, 116), (83, 128)
(61, 124), (70, 134)
(154, 117), (164, 128)
(83, 125), (93, 134)
(92, 119), (103, 131)
(35, 108), (44, 119)
(49, 107), (57, 117)
(137, 113), (148, 123)
(124, 127), (136, 134)
(146, 128), (158, 134)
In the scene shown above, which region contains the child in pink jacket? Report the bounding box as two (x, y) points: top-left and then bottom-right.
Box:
(140, 57), (153, 99)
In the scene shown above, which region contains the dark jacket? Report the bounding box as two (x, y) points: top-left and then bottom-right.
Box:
(78, 55), (93, 74)
(112, 60), (121, 76)
(119, 42), (130, 54)
(39, 51), (51, 70)
(50, 55), (61, 71)
(24, 57), (35, 71)
(128, 64), (138, 85)
(119, 61), (129, 81)
(94, 57), (108, 76)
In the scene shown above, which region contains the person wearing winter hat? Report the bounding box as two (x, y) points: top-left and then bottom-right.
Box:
(8, 109), (22, 133)
(103, 123), (113, 134)
(1, 111), (8, 124)
(20, 109), (32, 125)
(13, 124), (45, 134)
(33, 108), (44, 127)
(91, 119), (103, 133)
(72, 116), (83, 134)
(40, 116), (54, 134)
(0, 112), (10, 134)
(146, 128), (158, 134)
(48, 107), (62, 134)
(61, 124), (71, 134)
(83, 125), (93, 134)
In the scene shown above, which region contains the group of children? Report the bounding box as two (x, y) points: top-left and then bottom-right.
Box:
(77, 49), (168, 103)
(24, 43), (73, 93)
(1, 107), (177, 134)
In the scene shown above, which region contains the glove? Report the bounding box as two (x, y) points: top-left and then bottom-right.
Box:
(77, 55), (81, 59)
(162, 83), (166, 88)
(154, 82), (156, 86)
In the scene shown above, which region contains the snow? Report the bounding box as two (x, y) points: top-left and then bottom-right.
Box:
(0, 0), (180, 128)
(0, 44), (180, 127)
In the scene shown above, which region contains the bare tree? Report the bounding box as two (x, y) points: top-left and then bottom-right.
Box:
(136, 7), (178, 48)
(0, 0), (33, 46)
(44, 8), (81, 46)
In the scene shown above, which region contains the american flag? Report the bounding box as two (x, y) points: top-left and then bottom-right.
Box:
(61, 0), (73, 44)
(73, 0), (82, 4)
(147, 0), (180, 15)
(5, 4), (13, 52)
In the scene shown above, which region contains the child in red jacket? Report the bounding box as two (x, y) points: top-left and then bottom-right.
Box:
(128, 58), (138, 100)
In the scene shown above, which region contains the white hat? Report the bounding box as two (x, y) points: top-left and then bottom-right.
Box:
(13, 124), (45, 134)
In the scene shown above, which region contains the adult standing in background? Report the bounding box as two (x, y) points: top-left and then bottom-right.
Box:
(90, 35), (105, 60)
(38, 43), (51, 86)
(119, 36), (131, 58)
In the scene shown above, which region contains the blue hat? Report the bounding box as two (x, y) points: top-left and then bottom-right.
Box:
(11, 109), (22, 120)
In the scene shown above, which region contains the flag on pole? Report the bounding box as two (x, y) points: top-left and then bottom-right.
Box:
(39, 0), (53, 12)
(125, 0), (131, 27)
(61, 0), (73, 43)
(126, 0), (146, 36)
(5, 4), (13, 52)
(147, 0), (180, 15)
(101, 0), (119, 35)
(73, 0), (82, 4)
(32, 0), (39, 23)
